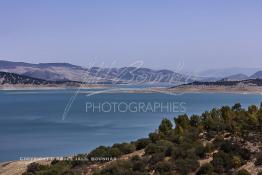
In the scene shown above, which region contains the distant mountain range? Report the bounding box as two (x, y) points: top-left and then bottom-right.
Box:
(197, 67), (262, 78)
(0, 60), (261, 86)
(0, 60), (192, 84)
(250, 71), (262, 79)
(220, 74), (249, 81)
(220, 71), (262, 81)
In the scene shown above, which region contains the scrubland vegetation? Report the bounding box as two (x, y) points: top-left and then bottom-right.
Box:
(23, 103), (262, 175)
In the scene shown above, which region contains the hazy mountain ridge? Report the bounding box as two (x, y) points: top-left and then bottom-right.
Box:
(220, 73), (249, 81)
(250, 71), (262, 79)
(198, 67), (262, 78)
(0, 60), (89, 81)
(1, 60), (262, 85)
(0, 60), (192, 84)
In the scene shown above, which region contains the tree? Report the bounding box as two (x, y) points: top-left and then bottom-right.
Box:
(255, 153), (262, 166)
(221, 106), (232, 121)
(190, 115), (201, 128)
(112, 143), (136, 154)
(175, 157), (199, 175)
(155, 161), (173, 174)
(257, 109), (262, 130)
(248, 105), (258, 114)
(159, 118), (173, 135)
(232, 103), (241, 111)
(236, 169), (251, 175)
(212, 151), (232, 173)
(196, 163), (214, 175)
(174, 114), (190, 129)
(135, 138), (151, 150)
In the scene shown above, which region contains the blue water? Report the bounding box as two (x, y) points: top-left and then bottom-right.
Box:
(0, 89), (261, 162)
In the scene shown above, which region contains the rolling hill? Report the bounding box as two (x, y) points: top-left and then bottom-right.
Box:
(0, 60), (192, 84)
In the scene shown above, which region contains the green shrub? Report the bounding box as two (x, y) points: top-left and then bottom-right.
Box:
(112, 143), (136, 154)
(149, 153), (165, 166)
(25, 163), (48, 174)
(231, 155), (243, 168)
(88, 146), (111, 157)
(131, 156), (147, 172)
(155, 161), (173, 174)
(236, 169), (251, 175)
(196, 163), (214, 175)
(195, 144), (207, 158)
(175, 157), (199, 175)
(93, 160), (133, 175)
(255, 153), (262, 166)
(135, 138), (151, 150)
(149, 132), (163, 143)
(257, 171), (262, 175)
(212, 151), (232, 173)
(159, 118), (173, 135)
(145, 140), (173, 155)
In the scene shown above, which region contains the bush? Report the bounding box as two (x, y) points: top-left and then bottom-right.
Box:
(23, 161), (77, 175)
(255, 153), (262, 166)
(257, 171), (262, 175)
(131, 156), (147, 172)
(149, 132), (162, 143)
(238, 148), (251, 161)
(145, 140), (173, 155)
(88, 143), (136, 159)
(236, 169), (251, 175)
(149, 153), (165, 167)
(51, 159), (60, 165)
(88, 146), (111, 157)
(112, 143), (136, 154)
(195, 144), (207, 158)
(212, 151), (232, 173)
(94, 160), (133, 175)
(196, 163), (214, 175)
(174, 114), (190, 129)
(155, 161), (173, 174)
(25, 163), (48, 174)
(175, 157), (199, 175)
(135, 138), (151, 150)
(205, 142), (214, 153)
(108, 147), (122, 157)
(159, 118), (173, 135)
(231, 155), (243, 168)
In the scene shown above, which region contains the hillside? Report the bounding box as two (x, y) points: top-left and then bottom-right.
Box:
(0, 71), (51, 85)
(220, 73), (249, 81)
(197, 67), (262, 78)
(177, 78), (262, 87)
(0, 71), (91, 88)
(0, 60), (191, 84)
(250, 71), (262, 79)
(19, 103), (262, 175)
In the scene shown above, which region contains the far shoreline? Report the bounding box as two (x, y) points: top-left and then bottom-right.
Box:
(1, 84), (262, 95)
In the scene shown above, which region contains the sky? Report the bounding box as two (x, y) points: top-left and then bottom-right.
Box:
(0, 0), (262, 71)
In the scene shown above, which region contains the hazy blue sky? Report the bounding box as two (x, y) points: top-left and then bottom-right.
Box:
(0, 0), (261, 71)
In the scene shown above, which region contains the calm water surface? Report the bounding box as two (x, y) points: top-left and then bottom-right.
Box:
(0, 89), (261, 161)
